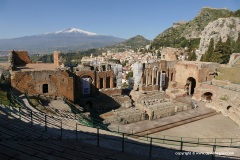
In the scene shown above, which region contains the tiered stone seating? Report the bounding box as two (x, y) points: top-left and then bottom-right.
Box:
(0, 104), (157, 160)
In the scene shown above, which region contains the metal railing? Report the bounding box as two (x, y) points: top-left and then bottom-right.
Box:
(0, 102), (240, 160)
(1, 90), (240, 159)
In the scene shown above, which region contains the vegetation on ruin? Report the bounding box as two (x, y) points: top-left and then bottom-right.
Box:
(219, 95), (229, 101)
(126, 71), (133, 80)
(0, 90), (10, 105)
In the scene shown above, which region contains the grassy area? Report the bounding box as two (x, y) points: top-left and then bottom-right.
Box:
(215, 67), (240, 83)
(28, 96), (55, 114)
(0, 90), (10, 105)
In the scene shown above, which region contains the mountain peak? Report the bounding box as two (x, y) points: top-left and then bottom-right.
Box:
(45, 28), (97, 36)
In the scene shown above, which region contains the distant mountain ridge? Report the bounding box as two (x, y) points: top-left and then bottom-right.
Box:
(107, 35), (150, 50)
(0, 28), (124, 54)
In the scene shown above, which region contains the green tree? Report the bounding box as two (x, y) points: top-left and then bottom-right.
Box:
(203, 38), (214, 62)
(126, 71), (133, 80)
(188, 52), (197, 61)
(234, 32), (240, 53)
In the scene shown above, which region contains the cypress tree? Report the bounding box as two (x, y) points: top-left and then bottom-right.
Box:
(235, 32), (240, 52)
(205, 38), (214, 62)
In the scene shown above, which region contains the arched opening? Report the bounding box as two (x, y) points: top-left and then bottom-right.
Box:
(86, 101), (93, 111)
(171, 73), (173, 81)
(201, 92), (213, 102)
(185, 77), (196, 95)
(81, 76), (92, 95)
(161, 71), (166, 90)
(227, 105), (232, 110)
(144, 110), (149, 120)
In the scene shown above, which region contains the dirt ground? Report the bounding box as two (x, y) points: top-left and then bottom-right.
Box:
(150, 114), (240, 139)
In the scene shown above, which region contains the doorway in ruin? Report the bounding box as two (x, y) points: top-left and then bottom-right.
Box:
(144, 110), (149, 120)
(106, 77), (110, 88)
(86, 101), (93, 111)
(227, 105), (232, 110)
(100, 78), (104, 89)
(81, 76), (92, 95)
(201, 92), (213, 102)
(185, 77), (196, 95)
(42, 84), (48, 93)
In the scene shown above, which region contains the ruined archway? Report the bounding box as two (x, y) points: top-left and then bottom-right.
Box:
(201, 92), (213, 102)
(227, 105), (232, 110)
(86, 101), (93, 111)
(185, 77), (196, 95)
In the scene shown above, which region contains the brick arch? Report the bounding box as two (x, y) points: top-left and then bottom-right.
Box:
(201, 92), (213, 102)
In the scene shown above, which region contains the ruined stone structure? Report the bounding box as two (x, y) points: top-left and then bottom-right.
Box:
(9, 50), (240, 126)
(228, 53), (240, 67)
(132, 61), (176, 92)
(9, 51), (75, 101)
(192, 79), (240, 126)
(9, 51), (122, 106)
(132, 60), (219, 97)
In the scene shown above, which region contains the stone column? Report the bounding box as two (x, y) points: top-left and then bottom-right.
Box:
(110, 76), (114, 88)
(97, 76), (100, 89)
(156, 70), (159, 86)
(188, 82), (192, 95)
(145, 70), (148, 86)
(103, 76), (106, 90)
(148, 69), (151, 86)
(159, 70), (162, 91)
(151, 69), (154, 86)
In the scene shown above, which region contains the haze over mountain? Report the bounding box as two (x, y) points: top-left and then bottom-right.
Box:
(0, 28), (125, 54)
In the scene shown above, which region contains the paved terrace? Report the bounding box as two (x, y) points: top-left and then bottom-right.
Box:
(14, 63), (60, 71)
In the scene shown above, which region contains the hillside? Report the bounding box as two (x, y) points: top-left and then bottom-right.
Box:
(106, 35), (150, 51)
(151, 7), (239, 50)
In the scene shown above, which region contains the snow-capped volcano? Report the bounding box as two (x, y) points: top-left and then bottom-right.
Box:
(45, 28), (97, 36)
(0, 28), (124, 53)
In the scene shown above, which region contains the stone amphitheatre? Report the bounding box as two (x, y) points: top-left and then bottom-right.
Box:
(0, 50), (240, 160)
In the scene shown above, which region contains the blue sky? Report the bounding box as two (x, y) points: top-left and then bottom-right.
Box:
(0, 0), (240, 40)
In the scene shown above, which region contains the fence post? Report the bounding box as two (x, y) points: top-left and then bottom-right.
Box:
(45, 115), (47, 131)
(60, 119), (62, 140)
(212, 145), (216, 160)
(122, 133), (125, 153)
(149, 138), (152, 158)
(76, 123), (78, 141)
(30, 110), (33, 126)
(19, 107), (21, 120)
(163, 135), (165, 144)
(97, 127), (100, 147)
(179, 141), (183, 160)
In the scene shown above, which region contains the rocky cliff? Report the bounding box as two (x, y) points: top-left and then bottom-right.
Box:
(199, 17), (240, 55)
